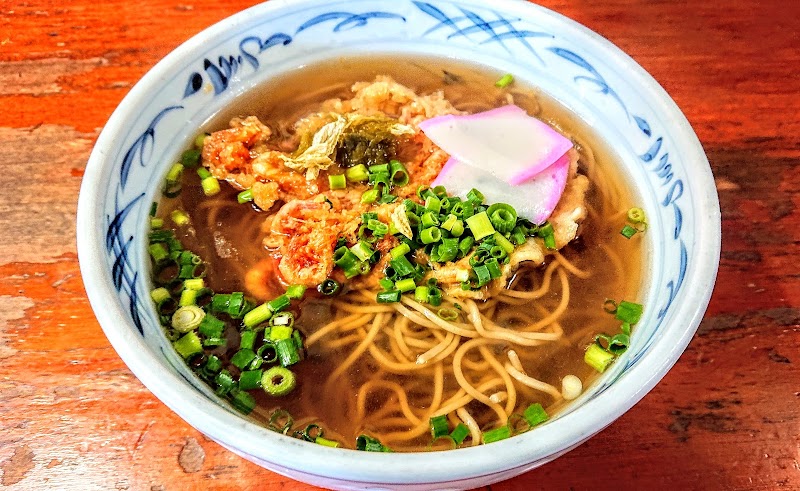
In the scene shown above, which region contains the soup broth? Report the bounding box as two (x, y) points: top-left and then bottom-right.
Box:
(153, 55), (644, 451)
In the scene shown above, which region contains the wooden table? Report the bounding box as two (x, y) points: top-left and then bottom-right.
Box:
(1, 1), (798, 489)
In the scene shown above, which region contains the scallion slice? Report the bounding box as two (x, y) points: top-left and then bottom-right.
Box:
(585, 343), (615, 373)
(261, 366), (296, 396)
(328, 173), (347, 190)
(495, 73), (514, 88)
(465, 211), (495, 240)
(172, 305), (205, 333)
(237, 189), (253, 204)
(345, 164), (369, 182)
(482, 425), (511, 444)
(389, 160), (409, 187)
(318, 278), (341, 296)
(615, 301), (643, 324)
(620, 224), (637, 239)
(376, 290), (401, 303)
(429, 415), (449, 438)
(450, 423), (470, 445)
(523, 403), (549, 427)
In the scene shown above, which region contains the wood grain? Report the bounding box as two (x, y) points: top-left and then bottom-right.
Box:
(1, 1), (798, 490)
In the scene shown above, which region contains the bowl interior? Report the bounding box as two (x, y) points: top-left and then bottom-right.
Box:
(77, 0), (720, 487)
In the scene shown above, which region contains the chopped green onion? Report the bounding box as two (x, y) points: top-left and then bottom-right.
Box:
(275, 338), (301, 367)
(395, 278), (416, 293)
(148, 243), (169, 264)
(615, 301), (643, 324)
(485, 258), (502, 279)
(428, 287), (442, 307)
(627, 207), (646, 224)
(261, 366), (296, 396)
(437, 308), (459, 321)
(603, 299), (618, 313)
(367, 219), (389, 237)
(243, 303), (272, 328)
(608, 333), (630, 355)
(268, 408), (294, 433)
(315, 437), (340, 448)
(198, 314), (224, 339)
(450, 220), (465, 237)
(458, 236), (475, 258)
(238, 369), (263, 390)
(318, 279), (341, 296)
(585, 343), (616, 373)
(482, 425), (512, 444)
(214, 370), (236, 396)
(368, 163), (389, 174)
(486, 203), (517, 234)
(230, 389), (256, 414)
(172, 305), (205, 333)
(390, 243), (411, 259)
(150, 217), (164, 229)
(466, 212), (495, 240)
(389, 255), (415, 277)
(377, 290), (401, 303)
(473, 264), (492, 287)
(523, 403), (549, 427)
(163, 163), (183, 197)
(285, 284), (306, 300)
(441, 214), (458, 232)
(389, 160), (409, 187)
(328, 173), (347, 190)
(334, 246), (360, 274)
(150, 287), (171, 304)
(493, 232), (515, 255)
(178, 288), (197, 307)
(173, 331), (202, 359)
(269, 325), (293, 341)
(239, 330), (257, 350)
(424, 195), (442, 214)
(466, 188), (484, 205)
(350, 241), (374, 262)
(620, 322), (632, 335)
(345, 164), (369, 182)
(420, 227), (441, 244)
(356, 435), (390, 452)
(495, 73), (514, 88)
(620, 224), (637, 239)
(430, 415), (449, 438)
(361, 189), (380, 204)
(171, 209), (190, 226)
(437, 238), (459, 263)
(181, 149), (202, 168)
(414, 286), (430, 303)
(231, 349), (257, 370)
(183, 278), (205, 290)
(237, 189), (253, 204)
(267, 294), (291, 313)
(450, 423), (470, 445)
(201, 176), (221, 196)
(194, 133), (208, 149)
(537, 222), (556, 249)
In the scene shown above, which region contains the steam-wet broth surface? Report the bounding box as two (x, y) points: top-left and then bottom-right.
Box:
(157, 55), (644, 450)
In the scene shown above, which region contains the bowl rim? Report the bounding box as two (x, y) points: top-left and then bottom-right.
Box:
(77, 0), (721, 485)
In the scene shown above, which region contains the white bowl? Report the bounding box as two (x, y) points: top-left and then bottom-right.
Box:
(76, 0), (721, 489)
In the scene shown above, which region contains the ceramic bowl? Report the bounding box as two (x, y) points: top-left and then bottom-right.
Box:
(76, 0), (720, 489)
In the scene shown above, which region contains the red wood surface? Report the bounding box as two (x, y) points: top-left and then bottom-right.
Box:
(1, 1), (799, 489)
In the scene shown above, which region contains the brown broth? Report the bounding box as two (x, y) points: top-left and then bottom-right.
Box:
(156, 54), (644, 450)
